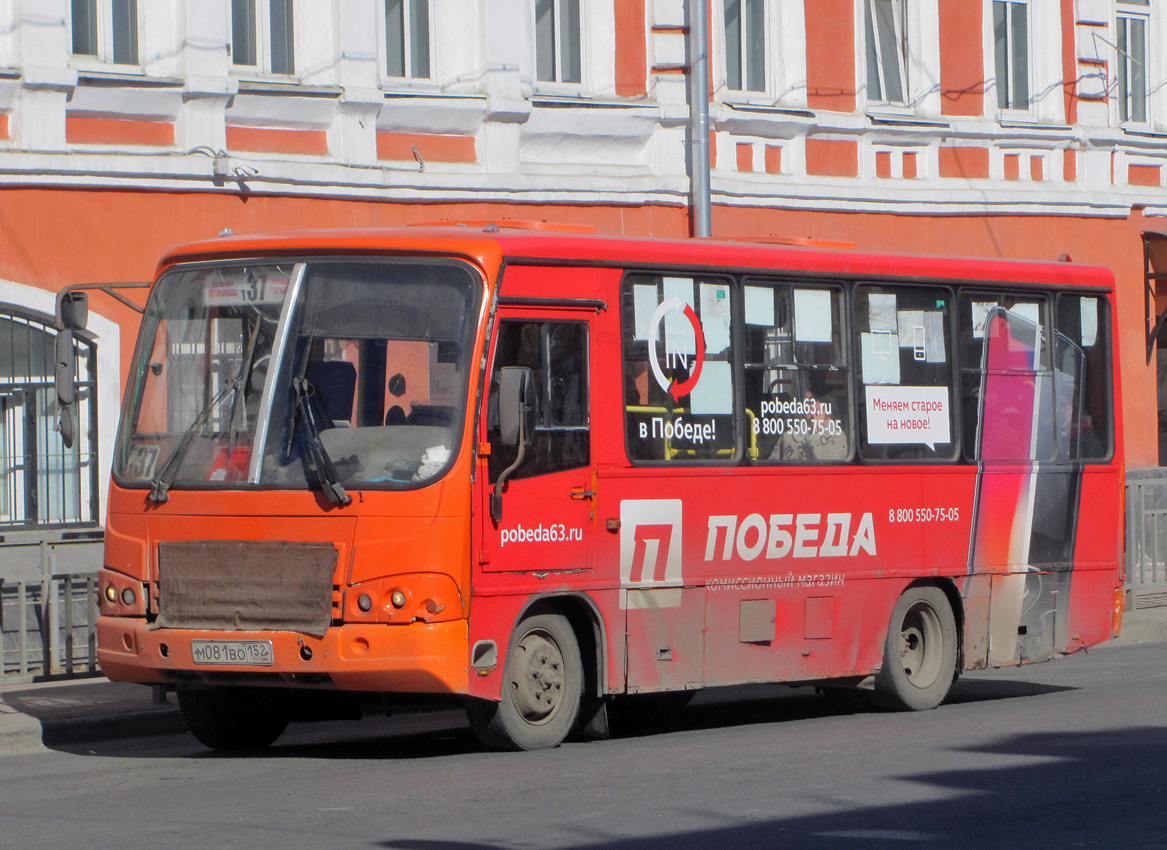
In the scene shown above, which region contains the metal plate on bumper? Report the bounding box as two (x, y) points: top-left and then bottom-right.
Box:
(190, 639), (274, 666)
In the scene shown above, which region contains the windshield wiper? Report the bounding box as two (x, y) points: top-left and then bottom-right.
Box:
(291, 376), (352, 507)
(226, 314), (263, 454)
(148, 380), (238, 503)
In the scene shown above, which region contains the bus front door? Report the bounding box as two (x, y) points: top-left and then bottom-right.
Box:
(477, 313), (595, 576)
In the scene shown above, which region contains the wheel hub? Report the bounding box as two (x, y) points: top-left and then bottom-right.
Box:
(509, 631), (564, 723)
(897, 602), (943, 689)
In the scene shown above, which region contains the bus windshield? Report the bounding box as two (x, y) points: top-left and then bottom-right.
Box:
(116, 259), (480, 495)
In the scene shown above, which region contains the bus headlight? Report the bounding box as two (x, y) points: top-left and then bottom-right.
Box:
(98, 568), (147, 617)
(345, 574), (463, 623)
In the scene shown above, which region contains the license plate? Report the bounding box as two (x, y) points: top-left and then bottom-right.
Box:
(190, 639), (274, 666)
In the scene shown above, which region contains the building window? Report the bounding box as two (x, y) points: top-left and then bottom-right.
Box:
(864, 0), (907, 104)
(232, 0), (295, 75)
(535, 0), (581, 84)
(725, 0), (764, 93)
(1117, 0), (1149, 123)
(385, 0), (430, 78)
(71, 0), (138, 65)
(0, 310), (98, 530)
(993, 1), (1029, 110)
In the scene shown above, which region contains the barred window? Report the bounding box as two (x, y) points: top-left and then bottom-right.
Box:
(0, 309), (98, 529)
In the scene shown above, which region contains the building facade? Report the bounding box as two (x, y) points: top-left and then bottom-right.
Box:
(0, 0), (1164, 584)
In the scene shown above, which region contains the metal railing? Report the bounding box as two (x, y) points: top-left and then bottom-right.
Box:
(0, 573), (100, 685)
(1126, 468), (1167, 609)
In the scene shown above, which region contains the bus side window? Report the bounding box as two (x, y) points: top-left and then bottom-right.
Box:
(959, 293), (1051, 461)
(1055, 294), (1112, 461)
(621, 274), (738, 463)
(856, 285), (957, 462)
(742, 281), (850, 463)
(487, 320), (589, 482)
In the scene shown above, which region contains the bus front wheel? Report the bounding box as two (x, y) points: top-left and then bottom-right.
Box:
(467, 613), (582, 751)
(177, 686), (290, 751)
(872, 586), (958, 711)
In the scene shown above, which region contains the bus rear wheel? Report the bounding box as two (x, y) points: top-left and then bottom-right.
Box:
(177, 686), (290, 751)
(872, 586), (958, 711)
(467, 613), (582, 751)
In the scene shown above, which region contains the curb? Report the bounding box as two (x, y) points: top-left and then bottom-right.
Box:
(1111, 607), (1167, 646)
(39, 707), (185, 747)
(0, 704), (47, 756)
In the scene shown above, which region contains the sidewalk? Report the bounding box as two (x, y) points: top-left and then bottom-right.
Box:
(2, 607), (1166, 756)
(0, 679), (184, 755)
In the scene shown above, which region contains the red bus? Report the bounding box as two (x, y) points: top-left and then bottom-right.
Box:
(69, 224), (1124, 750)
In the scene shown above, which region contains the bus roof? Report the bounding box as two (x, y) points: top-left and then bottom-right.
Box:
(157, 224), (1115, 291)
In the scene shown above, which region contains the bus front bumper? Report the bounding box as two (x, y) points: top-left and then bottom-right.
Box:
(96, 617), (470, 695)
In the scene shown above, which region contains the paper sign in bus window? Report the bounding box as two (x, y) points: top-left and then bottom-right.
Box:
(923, 311), (946, 362)
(794, 289), (832, 343)
(897, 311), (926, 360)
(861, 331), (900, 384)
(1081, 298), (1098, 347)
(869, 293), (898, 333)
(895, 310), (947, 364)
(1008, 302), (1040, 327)
(203, 269), (289, 307)
(699, 283), (731, 355)
(744, 286), (776, 326)
(633, 284), (657, 341)
(663, 277), (697, 355)
(690, 360), (733, 415)
(865, 385), (951, 449)
(971, 301), (995, 339)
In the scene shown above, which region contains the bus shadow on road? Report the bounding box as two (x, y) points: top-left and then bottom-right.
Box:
(56, 677), (1076, 760)
(943, 675), (1076, 706)
(367, 724), (1167, 850)
(604, 677), (1075, 741)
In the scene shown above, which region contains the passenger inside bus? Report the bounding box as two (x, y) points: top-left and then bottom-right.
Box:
(771, 372), (850, 462)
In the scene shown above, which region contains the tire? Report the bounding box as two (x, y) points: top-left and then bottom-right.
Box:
(177, 686), (291, 751)
(872, 586), (958, 711)
(467, 613), (582, 751)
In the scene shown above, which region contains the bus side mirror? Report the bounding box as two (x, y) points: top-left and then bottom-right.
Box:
(491, 366), (537, 524)
(54, 291), (88, 450)
(498, 366), (536, 448)
(58, 290), (89, 331)
(55, 331), (77, 448)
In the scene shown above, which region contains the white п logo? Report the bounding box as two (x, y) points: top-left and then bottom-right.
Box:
(619, 500), (683, 609)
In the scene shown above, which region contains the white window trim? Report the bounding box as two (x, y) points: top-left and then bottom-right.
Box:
(69, 0), (141, 71)
(991, 0), (1031, 118)
(1115, 1), (1153, 129)
(720, 0), (767, 99)
(716, 0), (805, 107)
(984, 0), (1063, 124)
(863, 0), (909, 109)
(378, 0), (437, 88)
(858, 0), (938, 117)
(531, 0), (587, 96)
(231, 0), (298, 80)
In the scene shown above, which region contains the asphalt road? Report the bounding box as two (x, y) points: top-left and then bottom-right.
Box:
(2, 641), (1166, 850)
